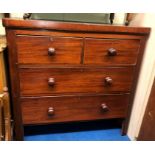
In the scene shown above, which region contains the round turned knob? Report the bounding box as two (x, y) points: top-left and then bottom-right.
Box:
(105, 77), (113, 86)
(101, 103), (109, 112)
(48, 78), (55, 86)
(48, 48), (56, 56)
(47, 107), (54, 116)
(107, 48), (117, 56)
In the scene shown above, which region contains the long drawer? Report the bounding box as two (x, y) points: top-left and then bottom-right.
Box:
(84, 38), (140, 66)
(21, 94), (130, 125)
(19, 67), (134, 96)
(16, 36), (83, 64)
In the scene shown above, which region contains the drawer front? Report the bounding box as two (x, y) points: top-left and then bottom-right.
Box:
(84, 39), (140, 66)
(21, 94), (130, 125)
(16, 36), (83, 64)
(19, 67), (134, 96)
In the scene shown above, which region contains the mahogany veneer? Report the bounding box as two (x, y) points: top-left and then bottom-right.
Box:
(16, 36), (83, 64)
(21, 94), (130, 125)
(19, 67), (134, 96)
(3, 18), (150, 140)
(84, 39), (140, 66)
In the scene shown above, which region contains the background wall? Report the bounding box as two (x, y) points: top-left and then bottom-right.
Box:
(0, 14), (5, 35)
(0, 13), (24, 35)
(127, 13), (155, 140)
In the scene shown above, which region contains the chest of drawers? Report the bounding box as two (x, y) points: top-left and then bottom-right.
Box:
(3, 18), (150, 140)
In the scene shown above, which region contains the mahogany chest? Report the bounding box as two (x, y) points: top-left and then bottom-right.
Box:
(3, 18), (150, 140)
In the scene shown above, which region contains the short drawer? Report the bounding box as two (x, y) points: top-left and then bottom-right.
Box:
(84, 38), (140, 66)
(16, 36), (83, 64)
(19, 67), (134, 96)
(21, 94), (130, 125)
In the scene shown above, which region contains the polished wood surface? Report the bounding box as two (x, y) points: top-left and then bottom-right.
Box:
(0, 36), (12, 141)
(138, 78), (155, 140)
(19, 67), (134, 96)
(3, 18), (150, 140)
(14, 29), (146, 40)
(0, 89), (12, 141)
(0, 36), (7, 93)
(2, 18), (150, 35)
(5, 30), (24, 140)
(16, 36), (83, 64)
(21, 94), (130, 125)
(84, 39), (140, 66)
(0, 96), (3, 140)
(122, 37), (148, 135)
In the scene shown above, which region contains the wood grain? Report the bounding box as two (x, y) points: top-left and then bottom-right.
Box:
(3, 18), (150, 140)
(3, 18), (150, 35)
(19, 67), (134, 96)
(5, 30), (24, 140)
(21, 94), (130, 125)
(122, 37), (149, 134)
(84, 38), (140, 66)
(14, 29), (146, 40)
(16, 36), (83, 64)
(138, 78), (155, 140)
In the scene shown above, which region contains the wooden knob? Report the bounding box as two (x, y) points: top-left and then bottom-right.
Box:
(101, 103), (109, 112)
(48, 78), (55, 86)
(107, 48), (117, 56)
(105, 77), (113, 85)
(48, 48), (56, 56)
(47, 107), (54, 116)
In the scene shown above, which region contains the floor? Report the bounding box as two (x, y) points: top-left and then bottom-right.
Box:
(24, 119), (130, 141)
